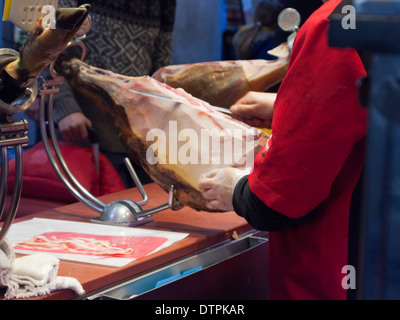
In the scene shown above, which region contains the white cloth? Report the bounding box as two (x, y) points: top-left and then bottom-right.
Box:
(0, 238), (85, 299)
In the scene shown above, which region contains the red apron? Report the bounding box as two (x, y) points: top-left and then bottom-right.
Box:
(248, 0), (367, 299)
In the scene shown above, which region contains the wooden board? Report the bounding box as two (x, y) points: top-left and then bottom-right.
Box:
(2, 183), (251, 300)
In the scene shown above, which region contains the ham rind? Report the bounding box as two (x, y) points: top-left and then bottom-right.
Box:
(55, 58), (269, 211)
(152, 43), (290, 108)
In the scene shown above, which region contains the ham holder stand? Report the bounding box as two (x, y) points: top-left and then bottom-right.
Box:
(0, 37), (183, 243)
(0, 48), (36, 242)
(39, 39), (183, 228)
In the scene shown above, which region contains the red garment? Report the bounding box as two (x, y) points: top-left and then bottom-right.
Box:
(248, 0), (367, 300)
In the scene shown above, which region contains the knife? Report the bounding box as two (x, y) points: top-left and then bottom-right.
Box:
(208, 105), (233, 115)
(129, 89), (185, 104)
(129, 88), (234, 115)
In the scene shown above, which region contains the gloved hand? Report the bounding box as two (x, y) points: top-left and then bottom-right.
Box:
(198, 167), (251, 212)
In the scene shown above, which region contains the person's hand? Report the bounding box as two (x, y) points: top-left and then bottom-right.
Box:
(230, 91), (276, 129)
(198, 167), (251, 212)
(58, 112), (92, 141)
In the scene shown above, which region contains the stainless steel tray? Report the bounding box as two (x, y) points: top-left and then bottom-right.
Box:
(87, 231), (269, 300)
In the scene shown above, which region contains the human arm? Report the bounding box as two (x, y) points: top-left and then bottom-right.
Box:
(247, 12), (367, 219)
(232, 175), (314, 231)
(201, 10), (367, 227)
(229, 91), (276, 129)
(57, 112), (92, 141)
(198, 167), (311, 230)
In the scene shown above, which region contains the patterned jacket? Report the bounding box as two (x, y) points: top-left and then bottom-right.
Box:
(54, 0), (176, 153)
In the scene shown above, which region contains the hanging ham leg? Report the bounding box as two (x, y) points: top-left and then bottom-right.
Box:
(55, 58), (269, 211)
(152, 44), (290, 108)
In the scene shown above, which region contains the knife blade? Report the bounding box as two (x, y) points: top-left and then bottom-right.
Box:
(129, 88), (234, 115)
(128, 88), (241, 122)
(208, 105), (233, 115)
(129, 89), (185, 104)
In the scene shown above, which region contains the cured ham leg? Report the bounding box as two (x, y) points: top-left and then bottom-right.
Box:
(55, 58), (269, 211)
(152, 44), (290, 108)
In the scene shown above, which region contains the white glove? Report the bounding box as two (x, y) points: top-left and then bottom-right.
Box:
(198, 167), (251, 211)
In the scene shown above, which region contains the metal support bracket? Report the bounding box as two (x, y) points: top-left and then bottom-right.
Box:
(0, 48), (35, 242)
(39, 40), (183, 228)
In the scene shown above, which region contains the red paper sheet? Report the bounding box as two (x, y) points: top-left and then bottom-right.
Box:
(15, 232), (168, 260)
